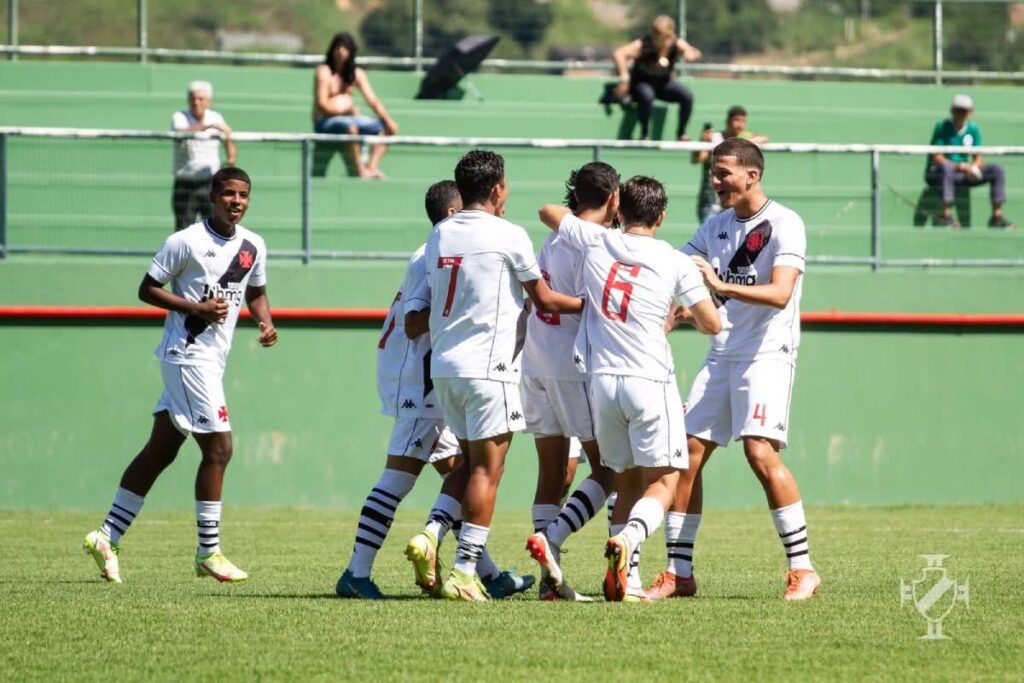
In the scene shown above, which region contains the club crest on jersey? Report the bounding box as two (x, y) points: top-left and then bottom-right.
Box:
(238, 250), (254, 269)
(713, 219), (774, 302)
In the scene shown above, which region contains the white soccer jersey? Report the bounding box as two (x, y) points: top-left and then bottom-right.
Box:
(172, 109), (227, 180)
(425, 210), (542, 383)
(559, 214), (710, 383)
(521, 231), (586, 381)
(681, 199), (806, 360)
(148, 220), (267, 370)
(377, 244), (443, 419)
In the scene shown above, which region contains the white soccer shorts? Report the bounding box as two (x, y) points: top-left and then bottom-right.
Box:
(522, 374), (595, 441)
(590, 374), (687, 474)
(387, 417), (460, 463)
(433, 377), (526, 441)
(154, 362), (230, 436)
(683, 354), (797, 449)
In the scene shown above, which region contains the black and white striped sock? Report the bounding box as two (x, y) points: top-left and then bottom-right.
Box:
(348, 469), (417, 577)
(545, 478), (607, 548)
(196, 500), (222, 556)
(531, 504), (560, 533)
(771, 500), (813, 570)
(424, 493), (461, 544)
(453, 522), (489, 576)
(99, 487), (144, 544)
(664, 511), (701, 577)
(606, 492), (618, 534)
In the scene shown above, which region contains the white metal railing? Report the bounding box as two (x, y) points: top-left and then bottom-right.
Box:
(0, 126), (1022, 269)
(2, 0), (1023, 85)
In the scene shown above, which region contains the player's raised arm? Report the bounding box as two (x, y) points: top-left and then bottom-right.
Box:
(538, 204), (571, 230)
(692, 257), (800, 310)
(523, 278), (583, 315)
(245, 285), (277, 347)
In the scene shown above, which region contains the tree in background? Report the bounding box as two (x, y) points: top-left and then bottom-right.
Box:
(488, 0), (553, 51)
(945, 2), (1023, 72)
(632, 0), (779, 58)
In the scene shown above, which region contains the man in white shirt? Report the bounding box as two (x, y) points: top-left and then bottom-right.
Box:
(83, 167), (277, 585)
(522, 162), (621, 601)
(172, 80), (237, 231)
(537, 176), (721, 602)
(405, 150), (583, 601)
(648, 136), (821, 602)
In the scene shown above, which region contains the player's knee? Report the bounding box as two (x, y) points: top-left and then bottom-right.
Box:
(743, 440), (777, 477)
(203, 440), (233, 469)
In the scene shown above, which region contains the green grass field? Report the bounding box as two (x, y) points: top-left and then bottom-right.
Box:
(2, 505), (1022, 681)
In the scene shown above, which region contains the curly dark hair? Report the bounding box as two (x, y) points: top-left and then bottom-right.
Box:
(454, 150), (505, 205)
(324, 32), (358, 88)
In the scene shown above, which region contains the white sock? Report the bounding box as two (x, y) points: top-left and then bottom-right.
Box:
(100, 487), (144, 544)
(628, 546), (643, 592)
(546, 478), (608, 548)
(347, 469), (417, 578)
(771, 500), (813, 570)
(196, 500), (222, 556)
(453, 522), (489, 576)
(475, 546), (500, 581)
(424, 493), (461, 543)
(531, 504), (560, 533)
(665, 512), (701, 577)
(606, 492), (618, 534)
(620, 496), (664, 554)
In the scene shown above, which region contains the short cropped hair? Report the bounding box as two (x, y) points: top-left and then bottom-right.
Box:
(454, 150), (505, 205)
(212, 166), (251, 193)
(425, 180), (461, 225)
(188, 80), (213, 98)
(726, 105), (747, 120)
(619, 176), (667, 227)
(713, 137), (764, 178)
(564, 162), (620, 212)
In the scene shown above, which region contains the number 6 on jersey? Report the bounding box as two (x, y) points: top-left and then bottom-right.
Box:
(601, 261), (641, 322)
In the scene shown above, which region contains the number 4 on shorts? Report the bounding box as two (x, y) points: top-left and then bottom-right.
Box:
(753, 403), (767, 427)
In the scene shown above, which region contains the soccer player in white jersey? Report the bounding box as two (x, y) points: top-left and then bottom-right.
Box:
(83, 167), (276, 584)
(334, 181), (463, 599)
(537, 176), (721, 601)
(406, 150), (583, 601)
(522, 162), (621, 601)
(648, 136), (821, 601)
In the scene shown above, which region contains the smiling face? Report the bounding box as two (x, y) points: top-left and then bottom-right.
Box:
(710, 154), (757, 209)
(210, 179), (250, 227)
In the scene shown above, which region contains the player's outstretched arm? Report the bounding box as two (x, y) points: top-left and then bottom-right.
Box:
(523, 278), (583, 314)
(245, 285), (278, 348)
(138, 274), (227, 323)
(538, 204), (571, 231)
(687, 298), (722, 335)
(692, 257), (800, 310)
(404, 309), (430, 339)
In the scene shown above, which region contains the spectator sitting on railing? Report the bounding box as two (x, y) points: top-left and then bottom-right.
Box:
(612, 14), (702, 141)
(172, 80), (236, 231)
(925, 94), (1013, 229)
(692, 105), (768, 223)
(313, 32), (399, 180)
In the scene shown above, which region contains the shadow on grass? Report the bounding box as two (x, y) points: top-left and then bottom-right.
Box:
(208, 592), (430, 601)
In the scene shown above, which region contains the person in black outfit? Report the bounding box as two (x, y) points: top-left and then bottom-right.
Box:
(613, 15), (702, 141)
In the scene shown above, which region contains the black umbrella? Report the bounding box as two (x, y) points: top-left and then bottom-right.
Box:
(416, 35), (500, 100)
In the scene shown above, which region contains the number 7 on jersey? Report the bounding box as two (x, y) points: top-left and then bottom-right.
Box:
(437, 256), (463, 317)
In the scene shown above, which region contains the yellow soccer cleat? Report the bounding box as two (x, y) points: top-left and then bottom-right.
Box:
(405, 531), (441, 595)
(195, 551), (249, 583)
(438, 568), (489, 602)
(83, 530), (122, 584)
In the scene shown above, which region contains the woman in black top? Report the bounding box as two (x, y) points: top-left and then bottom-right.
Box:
(613, 15), (702, 140)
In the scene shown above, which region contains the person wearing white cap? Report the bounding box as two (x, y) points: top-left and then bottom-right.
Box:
(924, 94), (1013, 228)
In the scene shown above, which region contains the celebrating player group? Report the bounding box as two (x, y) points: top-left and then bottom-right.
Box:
(81, 138), (820, 604)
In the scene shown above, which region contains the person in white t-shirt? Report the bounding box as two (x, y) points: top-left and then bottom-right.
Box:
(522, 162), (621, 602)
(404, 150), (583, 602)
(172, 80), (237, 231)
(537, 176), (721, 602)
(648, 136), (821, 602)
(83, 167), (276, 586)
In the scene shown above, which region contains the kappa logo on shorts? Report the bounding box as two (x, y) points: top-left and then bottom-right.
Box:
(717, 231), (729, 240)
(781, 344), (791, 354)
(510, 411), (523, 421)
(402, 399), (417, 409)
(493, 362), (508, 372)
(412, 438), (424, 449)
(197, 415), (210, 425)
(218, 405), (229, 422)
(775, 422), (786, 431)
(203, 249), (217, 258)
(573, 353), (584, 366)
(674, 449), (683, 457)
